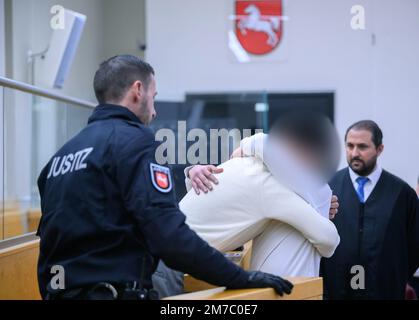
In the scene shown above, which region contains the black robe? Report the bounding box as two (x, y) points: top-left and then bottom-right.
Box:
(321, 168), (419, 299)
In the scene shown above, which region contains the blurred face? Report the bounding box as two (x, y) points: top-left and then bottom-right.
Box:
(277, 137), (321, 172)
(345, 129), (383, 176)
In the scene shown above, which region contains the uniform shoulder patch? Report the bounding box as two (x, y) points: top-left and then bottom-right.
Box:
(150, 163), (172, 193)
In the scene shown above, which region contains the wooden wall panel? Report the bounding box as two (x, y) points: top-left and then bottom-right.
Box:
(0, 239), (41, 300)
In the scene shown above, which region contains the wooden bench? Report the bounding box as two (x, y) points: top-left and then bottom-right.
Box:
(0, 203), (42, 240)
(1, 208), (25, 240)
(0, 207), (41, 240)
(27, 209), (41, 233)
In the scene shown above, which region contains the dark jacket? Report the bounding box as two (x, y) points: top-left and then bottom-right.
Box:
(37, 104), (247, 298)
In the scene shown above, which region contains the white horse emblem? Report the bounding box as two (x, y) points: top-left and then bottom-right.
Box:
(238, 4), (281, 47)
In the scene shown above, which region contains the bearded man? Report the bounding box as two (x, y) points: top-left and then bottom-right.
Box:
(321, 120), (419, 300)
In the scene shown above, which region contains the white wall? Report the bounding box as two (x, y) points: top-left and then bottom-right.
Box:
(370, 0), (419, 188)
(146, 0), (419, 187)
(103, 0), (146, 60)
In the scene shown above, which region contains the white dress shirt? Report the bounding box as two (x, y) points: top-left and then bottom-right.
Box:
(348, 165), (383, 202)
(180, 156), (340, 277)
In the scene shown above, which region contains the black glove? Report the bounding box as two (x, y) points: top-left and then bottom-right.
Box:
(229, 271), (293, 296)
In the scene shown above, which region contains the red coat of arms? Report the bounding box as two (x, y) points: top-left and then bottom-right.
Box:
(235, 0), (283, 55)
(150, 163), (172, 193)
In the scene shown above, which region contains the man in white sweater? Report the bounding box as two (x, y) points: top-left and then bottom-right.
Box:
(181, 156), (339, 276)
(153, 112), (341, 296)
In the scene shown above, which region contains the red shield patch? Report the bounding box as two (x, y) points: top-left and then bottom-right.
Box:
(155, 172), (169, 189)
(150, 163), (172, 193)
(235, 0), (283, 55)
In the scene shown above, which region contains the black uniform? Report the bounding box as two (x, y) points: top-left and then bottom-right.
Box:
(37, 104), (248, 299)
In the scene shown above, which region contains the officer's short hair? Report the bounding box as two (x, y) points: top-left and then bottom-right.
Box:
(270, 111), (340, 181)
(345, 120), (383, 148)
(94, 55), (155, 104)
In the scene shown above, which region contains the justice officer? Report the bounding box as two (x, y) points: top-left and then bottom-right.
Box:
(36, 55), (293, 300)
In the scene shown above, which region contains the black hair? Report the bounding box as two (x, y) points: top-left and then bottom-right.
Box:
(93, 55), (155, 104)
(345, 120), (383, 147)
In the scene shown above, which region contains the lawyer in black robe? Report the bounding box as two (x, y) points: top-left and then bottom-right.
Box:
(321, 168), (419, 299)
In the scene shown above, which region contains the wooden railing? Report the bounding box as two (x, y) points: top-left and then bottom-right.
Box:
(166, 277), (323, 300)
(0, 237), (323, 300)
(183, 241), (253, 293)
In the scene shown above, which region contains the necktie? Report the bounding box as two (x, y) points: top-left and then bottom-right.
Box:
(356, 176), (369, 203)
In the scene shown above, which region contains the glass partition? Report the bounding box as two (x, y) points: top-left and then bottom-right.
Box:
(1, 86), (93, 241)
(0, 86), (3, 241)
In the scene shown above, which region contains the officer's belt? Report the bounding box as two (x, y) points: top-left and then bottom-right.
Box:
(46, 281), (159, 300)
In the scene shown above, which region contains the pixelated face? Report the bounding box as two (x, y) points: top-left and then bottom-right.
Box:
(345, 129), (383, 176)
(284, 139), (319, 169)
(272, 136), (322, 176)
